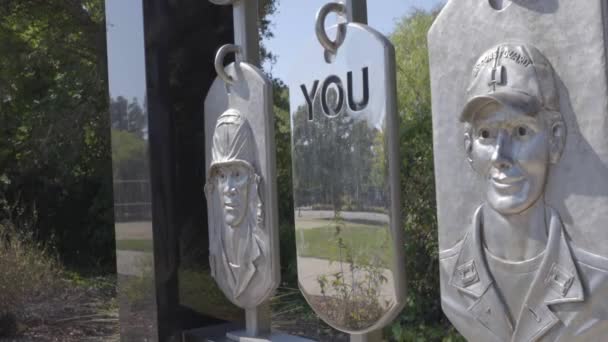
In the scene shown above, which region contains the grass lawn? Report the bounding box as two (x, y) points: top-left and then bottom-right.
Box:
(296, 222), (393, 265)
(115, 239), (153, 252)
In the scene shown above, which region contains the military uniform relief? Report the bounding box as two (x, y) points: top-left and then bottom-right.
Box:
(438, 46), (608, 341)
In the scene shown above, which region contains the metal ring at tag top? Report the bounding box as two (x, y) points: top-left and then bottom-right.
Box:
(315, 2), (347, 55)
(215, 44), (241, 85)
(208, 0), (237, 5)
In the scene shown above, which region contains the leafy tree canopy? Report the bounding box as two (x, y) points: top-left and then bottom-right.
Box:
(0, 0), (279, 271)
(0, 0), (113, 270)
(389, 8), (462, 338)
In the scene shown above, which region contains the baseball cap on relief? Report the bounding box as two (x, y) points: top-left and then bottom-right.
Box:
(459, 43), (560, 122)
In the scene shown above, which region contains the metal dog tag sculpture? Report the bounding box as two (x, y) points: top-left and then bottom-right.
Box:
(204, 45), (279, 309)
(429, 2), (608, 341)
(289, 2), (406, 334)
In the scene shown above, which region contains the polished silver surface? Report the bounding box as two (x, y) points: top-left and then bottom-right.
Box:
(289, 23), (405, 334)
(231, 0), (260, 66)
(204, 61), (280, 310)
(342, 4), (382, 339)
(429, 2), (608, 340)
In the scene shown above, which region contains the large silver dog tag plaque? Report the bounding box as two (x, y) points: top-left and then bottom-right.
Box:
(430, 2), (608, 341)
(289, 20), (406, 333)
(204, 56), (280, 309)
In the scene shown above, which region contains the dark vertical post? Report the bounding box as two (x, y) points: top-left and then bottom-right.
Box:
(106, 0), (236, 341)
(142, 0), (178, 340)
(342, 0), (368, 24)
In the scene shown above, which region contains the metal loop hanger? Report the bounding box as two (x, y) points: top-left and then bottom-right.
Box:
(214, 44), (241, 85)
(315, 2), (347, 55)
(209, 0), (260, 84)
(315, 1), (367, 56)
(208, 0), (259, 65)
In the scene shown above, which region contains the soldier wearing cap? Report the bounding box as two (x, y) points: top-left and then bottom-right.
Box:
(205, 109), (272, 309)
(439, 43), (608, 341)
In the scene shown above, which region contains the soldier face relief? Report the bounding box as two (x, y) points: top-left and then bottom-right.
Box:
(466, 103), (557, 215)
(215, 164), (251, 227)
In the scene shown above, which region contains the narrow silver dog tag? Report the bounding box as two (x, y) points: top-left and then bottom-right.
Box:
(289, 18), (406, 334)
(204, 60), (280, 309)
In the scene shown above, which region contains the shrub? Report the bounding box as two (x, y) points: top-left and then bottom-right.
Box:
(389, 322), (465, 342)
(0, 220), (62, 337)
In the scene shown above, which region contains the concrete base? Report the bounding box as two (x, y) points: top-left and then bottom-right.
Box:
(183, 325), (315, 342)
(226, 330), (315, 342)
(350, 329), (382, 342)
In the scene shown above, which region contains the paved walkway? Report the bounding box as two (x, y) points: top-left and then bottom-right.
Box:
(295, 210), (389, 224)
(116, 250), (153, 277)
(294, 210), (390, 231)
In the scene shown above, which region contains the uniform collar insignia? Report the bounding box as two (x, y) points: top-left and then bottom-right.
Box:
(450, 206), (493, 297)
(449, 204), (584, 341)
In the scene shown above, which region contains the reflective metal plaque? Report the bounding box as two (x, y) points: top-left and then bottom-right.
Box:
(205, 60), (280, 309)
(430, 2), (608, 341)
(289, 23), (405, 334)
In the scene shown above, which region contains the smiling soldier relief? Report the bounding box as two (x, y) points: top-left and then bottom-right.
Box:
(439, 43), (608, 341)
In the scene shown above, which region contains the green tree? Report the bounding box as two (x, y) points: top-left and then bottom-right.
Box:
(272, 82), (299, 283)
(0, 0), (114, 271)
(389, 8), (463, 339)
(0, 0), (280, 272)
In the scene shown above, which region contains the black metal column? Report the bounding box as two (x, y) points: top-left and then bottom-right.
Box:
(106, 0), (237, 340)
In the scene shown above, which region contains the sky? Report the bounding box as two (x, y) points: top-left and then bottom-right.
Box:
(104, 0), (445, 102)
(264, 0), (445, 83)
(105, 0), (147, 102)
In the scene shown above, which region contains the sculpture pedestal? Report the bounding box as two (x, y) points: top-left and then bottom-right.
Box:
(244, 305), (271, 337)
(350, 330), (382, 342)
(226, 330), (314, 342)
(182, 324), (314, 342)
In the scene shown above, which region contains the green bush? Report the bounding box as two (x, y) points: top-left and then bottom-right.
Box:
(0, 1), (115, 273)
(0, 220), (62, 337)
(390, 9), (448, 329)
(389, 322), (465, 342)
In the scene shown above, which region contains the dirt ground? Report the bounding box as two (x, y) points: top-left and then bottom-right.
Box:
(1, 277), (119, 342)
(0, 280), (349, 342)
